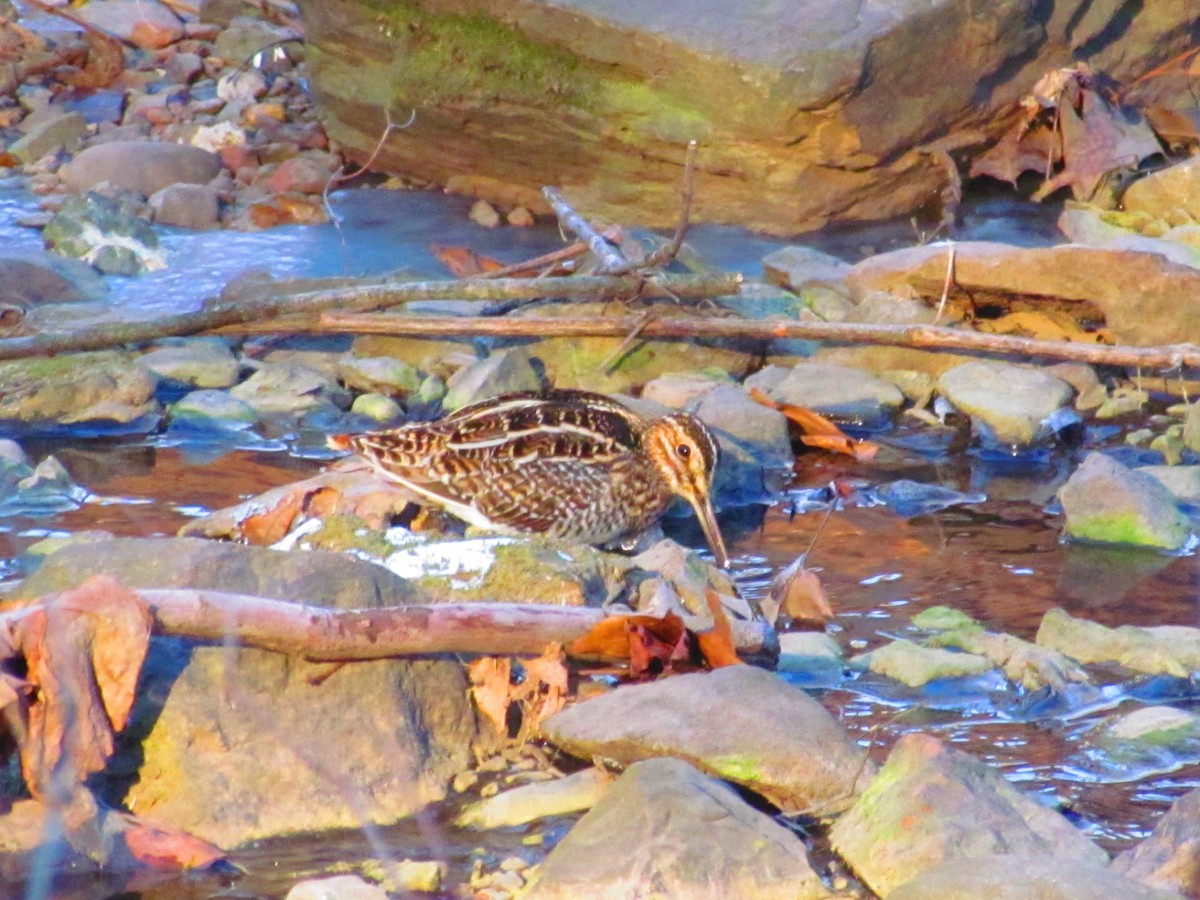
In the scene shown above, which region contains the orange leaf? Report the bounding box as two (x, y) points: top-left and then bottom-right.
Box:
(120, 816), (228, 869)
(628, 615), (690, 679)
(696, 589), (742, 668)
(769, 556), (836, 628)
(468, 657), (512, 736)
(429, 243), (505, 278)
(749, 387), (880, 461)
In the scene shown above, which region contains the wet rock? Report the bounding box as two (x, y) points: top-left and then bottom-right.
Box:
(336, 355), (422, 397)
(285, 874), (387, 900)
(521, 758), (829, 900)
(1058, 452), (1191, 550)
(777, 631), (844, 684)
(229, 361), (352, 417)
(540, 665), (873, 813)
(138, 339), (240, 389)
(442, 347), (541, 411)
(696, 383), (793, 467)
(853, 638), (993, 687)
(936, 360), (1073, 448)
(1057, 205), (1200, 269)
(641, 371), (724, 409)
(75, 0), (183, 48)
(0, 350), (158, 428)
(62, 140), (223, 197)
(1064, 705), (1200, 784)
(383, 535), (628, 606)
(889, 854), (1180, 900)
(18, 537), (476, 847)
(149, 182), (222, 229)
(845, 242), (1200, 347)
(1138, 465), (1200, 503)
(922, 616), (1089, 691)
(167, 389), (260, 437)
(516, 300), (760, 394)
(42, 192), (165, 275)
(0, 254), (108, 305)
(8, 110), (86, 163)
(0, 454), (88, 518)
(762, 244), (852, 291)
(1037, 607), (1200, 678)
(1112, 785), (1200, 895)
(350, 393), (403, 422)
(745, 361), (904, 423)
(830, 733), (1107, 897)
(456, 767), (612, 829)
(1122, 156), (1200, 223)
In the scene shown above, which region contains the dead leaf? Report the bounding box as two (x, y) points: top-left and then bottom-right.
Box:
(976, 309), (1112, 344)
(696, 589), (742, 668)
(468, 647), (568, 742)
(117, 814), (228, 870)
(768, 557), (835, 628)
(429, 243), (505, 278)
(626, 615), (690, 679)
(468, 657), (512, 737)
(62, 31), (124, 89)
(749, 388), (880, 461)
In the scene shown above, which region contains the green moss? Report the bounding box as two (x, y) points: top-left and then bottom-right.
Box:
(301, 515), (395, 559)
(597, 79), (711, 144)
(1066, 512), (1188, 550)
(707, 754), (765, 782)
(911, 605), (980, 632)
(362, 0), (595, 108)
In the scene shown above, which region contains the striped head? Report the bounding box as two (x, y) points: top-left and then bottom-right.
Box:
(642, 414), (729, 568)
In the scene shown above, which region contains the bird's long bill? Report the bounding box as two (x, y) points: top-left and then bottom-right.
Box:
(689, 495), (730, 568)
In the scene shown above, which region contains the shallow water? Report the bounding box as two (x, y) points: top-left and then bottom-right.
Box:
(2, 184), (1196, 897)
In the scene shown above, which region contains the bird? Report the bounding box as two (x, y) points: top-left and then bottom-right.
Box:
(327, 389), (730, 567)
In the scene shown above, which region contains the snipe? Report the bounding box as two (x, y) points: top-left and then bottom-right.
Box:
(328, 389), (729, 566)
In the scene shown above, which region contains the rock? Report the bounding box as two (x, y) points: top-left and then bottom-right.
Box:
(1058, 452), (1191, 550)
(138, 339), (240, 388)
(0, 351), (158, 428)
(540, 665), (873, 813)
(168, 389), (259, 429)
(1112, 785), (1200, 895)
(442, 347), (542, 411)
(1036, 607), (1200, 678)
(745, 361), (905, 422)
(336, 355), (423, 397)
(641, 371), (724, 409)
(889, 854), (1180, 900)
(830, 733), (1108, 897)
(351, 334), (478, 375)
(8, 110), (87, 163)
(696, 383), (793, 468)
(852, 638), (993, 687)
(507, 206), (534, 226)
(456, 767), (613, 829)
(776, 631), (844, 683)
(383, 536), (627, 606)
(1057, 205), (1200, 269)
(520, 758), (829, 900)
(18, 537), (477, 847)
(390, 860), (445, 893)
(469, 198), (501, 227)
(1184, 403), (1200, 453)
(42, 192), (165, 275)
(0, 254), (108, 305)
(0, 453), (88, 518)
(1138, 465), (1200, 503)
(1122, 156), (1200, 223)
(62, 141), (223, 197)
(844, 242), (1200, 347)
(296, 0), (1196, 233)
(149, 183), (222, 229)
(229, 361), (352, 417)
(214, 16), (301, 66)
(1062, 706), (1200, 784)
(75, 0), (183, 48)
(515, 300), (760, 393)
(217, 68), (269, 104)
(164, 50), (205, 84)
(285, 875), (387, 900)
(937, 360), (1074, 447)
(262, 151), (337, 194)
(762, 244), (852, 291)
(350, 393), (403, 422)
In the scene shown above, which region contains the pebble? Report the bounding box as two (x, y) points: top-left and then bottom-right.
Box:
(469, 198), (502, 228)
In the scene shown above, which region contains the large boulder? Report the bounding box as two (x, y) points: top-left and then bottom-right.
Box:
(296, 0), (1197, 233)
(17, 537), (478, 848)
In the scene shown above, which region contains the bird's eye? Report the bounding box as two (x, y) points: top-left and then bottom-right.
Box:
(676, 444), (691, 458)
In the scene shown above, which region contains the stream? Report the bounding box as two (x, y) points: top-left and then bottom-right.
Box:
(1, 183), (1198, 898)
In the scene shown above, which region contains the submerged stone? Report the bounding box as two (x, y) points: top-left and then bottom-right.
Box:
(1036, 608), (1200, 678)
(1058, 452), (1191, 550)
(43, 192), (166, 275)
(520, 758), (829, 900)
(852, 638), (992, 687)
(1062, 705), (1200, 784)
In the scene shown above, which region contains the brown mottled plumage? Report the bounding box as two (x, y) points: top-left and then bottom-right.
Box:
(328, 389), (729, 566)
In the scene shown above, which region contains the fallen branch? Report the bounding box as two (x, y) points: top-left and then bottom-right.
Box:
(542, 187), (629, 272)
(0, 272), (741, 361)
(310, 312), (1200, 370)
(474, 225), (625, 280)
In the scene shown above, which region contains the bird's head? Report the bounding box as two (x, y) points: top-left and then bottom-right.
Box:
(644, 414), (729, 568)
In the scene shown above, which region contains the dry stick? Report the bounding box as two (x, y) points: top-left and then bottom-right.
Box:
(600, 140), (698, 276)
(542, 187), (629, 272)
(474, 226), (625, 280)
(311, 311), (1200, 369)
(132, 591), (774, 659)
(0, 272), (740, 362)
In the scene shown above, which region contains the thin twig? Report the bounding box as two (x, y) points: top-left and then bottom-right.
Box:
(597, 311), (654, 373)
(934, 244), (956, 325)
(542, 187), (629, 272)
(474, 226), (625, 280)
(601, 140), (699, 276)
